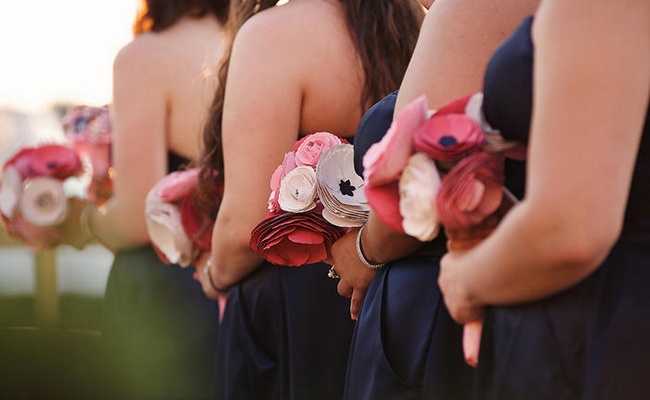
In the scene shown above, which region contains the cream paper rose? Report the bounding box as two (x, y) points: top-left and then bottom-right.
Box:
(399, 153), (441, 242)
(278, 166), (318, 213)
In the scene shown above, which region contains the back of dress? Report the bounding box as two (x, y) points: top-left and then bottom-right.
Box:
(477, 15), (650, 400)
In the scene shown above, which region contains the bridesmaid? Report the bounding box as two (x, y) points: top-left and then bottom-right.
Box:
(55, 0), (230, 398)
(193, 1), (425, 399)
(439, 0), (650, 398)
(330, 0), (539, 398)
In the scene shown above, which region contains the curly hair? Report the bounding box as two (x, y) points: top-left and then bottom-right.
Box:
(196, 0), (425, 220)
(132, 0), (230, 34)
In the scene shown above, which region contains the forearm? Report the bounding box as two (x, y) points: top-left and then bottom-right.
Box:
(361, 211), (425, 264)
(210, 213), (263, 289)
(86, 197), (151, 251)
(458, 202), (609, 306)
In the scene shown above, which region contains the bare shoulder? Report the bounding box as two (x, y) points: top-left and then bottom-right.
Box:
(112, 33), (167, 78)
(233, 1), (350, 69)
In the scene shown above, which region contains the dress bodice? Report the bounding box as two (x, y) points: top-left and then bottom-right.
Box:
(482, 16), (650, 237)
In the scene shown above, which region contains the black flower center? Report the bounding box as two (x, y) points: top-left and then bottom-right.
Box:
(438, 136), (457, 147)
(339, 179), (356, 196)
(46, 161), (58, 170)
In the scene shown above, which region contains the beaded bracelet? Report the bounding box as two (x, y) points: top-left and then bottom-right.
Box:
(355, 225), (386, 270)
(203, 258), (229, 294)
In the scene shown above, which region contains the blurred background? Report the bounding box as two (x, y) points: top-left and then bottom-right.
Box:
(0, 1), (137, 397)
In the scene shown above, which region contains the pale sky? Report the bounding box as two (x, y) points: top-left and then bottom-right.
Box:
(0, 0), (137, 111)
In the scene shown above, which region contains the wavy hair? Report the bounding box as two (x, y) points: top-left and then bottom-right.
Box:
(197, 0), (425, 219)
(133, 0), (230, 34)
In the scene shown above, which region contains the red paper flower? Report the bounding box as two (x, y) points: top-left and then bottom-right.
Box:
(436, 152), (505, 230)
(249, 204), (346, 266)
(4, 144), (83, 180)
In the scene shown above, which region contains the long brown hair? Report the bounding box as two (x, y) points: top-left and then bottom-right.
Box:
(132, 0), (230, 35)
(197, 0), (425, 219)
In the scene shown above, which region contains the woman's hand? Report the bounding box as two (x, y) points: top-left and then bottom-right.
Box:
(438, 248), (484, 324)
(330, 228), (376, 320)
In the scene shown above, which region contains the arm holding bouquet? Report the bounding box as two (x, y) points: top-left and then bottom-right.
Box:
(330, 0), (539, 322)
(439, 0), (650, 318)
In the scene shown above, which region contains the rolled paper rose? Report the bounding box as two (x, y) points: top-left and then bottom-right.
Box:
(363, 95), (428, 187)
(146, 201), (197, 267)
(436, 152), (505, 230)
(19, 177), (68, 226)
(399, 153), (441, 242)
(413, 113), (484, 163)
(278, 166), (318, 213)
(292, 131), (344, 168)
(0, 166), (22, 218)
(250, 204), (346, 266)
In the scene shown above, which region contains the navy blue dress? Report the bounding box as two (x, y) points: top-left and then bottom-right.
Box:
(102, 152), (219, 400)
(343, 88), (528, 399)
(475, 16), (650, 399)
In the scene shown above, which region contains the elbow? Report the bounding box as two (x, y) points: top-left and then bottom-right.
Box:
(539, 217), (620, 277)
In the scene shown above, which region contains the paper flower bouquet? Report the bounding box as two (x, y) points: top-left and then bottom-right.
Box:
(363, 94), (524, 367)
(250, 131), (369, 267)
(145, 168), (222, 267)
(62, 105), (113, 204)
(0, 144), (84, 249)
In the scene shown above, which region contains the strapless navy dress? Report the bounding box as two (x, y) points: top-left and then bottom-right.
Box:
(343, 88), (528, 399)
(214, 261), (354, 398)
(475, 16), (650, 399)
(102, 152), (219, 399)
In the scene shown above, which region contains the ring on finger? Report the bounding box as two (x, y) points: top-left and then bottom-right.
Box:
(327, 266), (340, 279)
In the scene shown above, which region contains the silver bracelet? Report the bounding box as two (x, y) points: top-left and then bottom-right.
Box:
(356, 225), (386, 270)
(203, 257), (228, 294)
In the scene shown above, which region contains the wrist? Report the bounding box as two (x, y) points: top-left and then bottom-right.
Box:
(356, 225), (386, 270)
(204, 257), (229, 294)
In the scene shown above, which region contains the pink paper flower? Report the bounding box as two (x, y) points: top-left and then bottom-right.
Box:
(249, 204), (346, 266)
(363, 96), (428, 187)
(412, 113), (484, 162)
(436, 151), (505, 230)
(292, 131), (344, 167)
(4, 144), (83, 180)
(1, 214), (62, 251)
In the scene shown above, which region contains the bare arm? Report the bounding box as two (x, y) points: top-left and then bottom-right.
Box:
(209, 16), (303, 288)
(332, 0), (540, 316)
(439, 0), (650, 323)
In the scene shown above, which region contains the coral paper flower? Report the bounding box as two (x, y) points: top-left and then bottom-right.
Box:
(436, 151), (505, 230)
(249, 204), (346, 266)
(412, 113), (484, 163)
(4, 144), (83, 180)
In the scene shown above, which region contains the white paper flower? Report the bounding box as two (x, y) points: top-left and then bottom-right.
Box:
(19, 177), (68, 226)
(316, 144), (369, 227)
(399, 153), (441, 242)
(278, 166), (318, 213)
(0, 166), (22, 218)
(145, 199), (196, 268)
